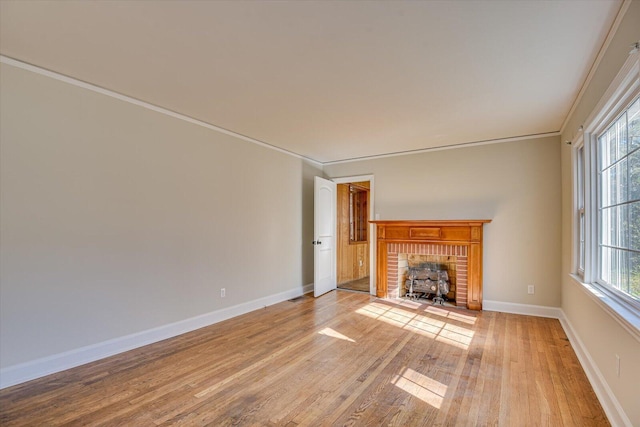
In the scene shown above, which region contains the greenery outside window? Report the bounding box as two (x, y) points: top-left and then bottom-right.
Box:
(597, 97), (640, 301)
(573, 48), (640, 333)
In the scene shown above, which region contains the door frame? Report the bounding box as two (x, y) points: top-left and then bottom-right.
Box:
(331, 175), (375, 295)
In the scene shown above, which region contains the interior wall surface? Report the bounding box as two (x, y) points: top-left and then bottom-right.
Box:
(559, 2), (640, 424)
(0, 62), (321, 369)
(324, 135), (562, 308)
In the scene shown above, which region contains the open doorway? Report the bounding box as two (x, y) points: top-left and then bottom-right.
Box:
(332, 175), (375, 294)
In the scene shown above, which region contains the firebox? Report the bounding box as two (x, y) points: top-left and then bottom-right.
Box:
(400, 255), (456, 304)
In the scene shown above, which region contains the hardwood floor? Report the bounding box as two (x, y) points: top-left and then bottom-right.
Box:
(0, 291), (608, 426)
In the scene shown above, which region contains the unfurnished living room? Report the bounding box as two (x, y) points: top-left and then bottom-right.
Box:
(1, 1), (639, 426)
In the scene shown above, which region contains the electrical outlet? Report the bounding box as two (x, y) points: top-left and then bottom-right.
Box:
(528, 285), (535, 294)
(220, 288), (226, 298)
(359, 259), (363, 267)
(616, 354), (620, 377)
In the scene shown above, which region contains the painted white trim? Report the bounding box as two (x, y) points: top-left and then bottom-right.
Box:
(330, 174), (376, 296)
(323, 132), (560, 165)
(0, 284), (312, 390)
(331, 175), (374, 184)
(0, 55), (322, 167)
(559, 312), (633, 427)
(559, 0), (632, 136)
(583, 50), (640, 136)
(569, 275), (640, 343)
(483, 300), (563, 319)
(302, 283), (314, 294)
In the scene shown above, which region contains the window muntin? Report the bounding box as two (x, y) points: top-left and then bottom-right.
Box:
(597, 97), (640, 302)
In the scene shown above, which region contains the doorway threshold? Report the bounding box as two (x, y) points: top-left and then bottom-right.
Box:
(337, 277), (370, 293)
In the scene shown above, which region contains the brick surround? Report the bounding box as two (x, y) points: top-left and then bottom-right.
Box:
(386, 243), (468, 307)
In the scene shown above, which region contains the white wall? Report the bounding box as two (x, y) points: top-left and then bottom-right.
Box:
(560, 2), (640, 425)
(0, 62), (321, 372)
(324, 136), (562, 308)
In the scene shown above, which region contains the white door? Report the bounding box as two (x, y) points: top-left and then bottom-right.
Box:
(314, 176), (337, 297)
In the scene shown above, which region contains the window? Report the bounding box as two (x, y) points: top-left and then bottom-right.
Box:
(597, 98), (640, 301)
(574, 48), (640, 324)
(349, 184), (368, 243)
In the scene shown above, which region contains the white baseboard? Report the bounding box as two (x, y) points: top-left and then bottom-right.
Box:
(7, 289), (627, 426)
(559, 313), (632, 427)
(0, 284), (314, 390)
(483, 300), (563, 318)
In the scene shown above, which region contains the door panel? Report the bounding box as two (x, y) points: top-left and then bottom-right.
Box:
(314, 177), (336, 297)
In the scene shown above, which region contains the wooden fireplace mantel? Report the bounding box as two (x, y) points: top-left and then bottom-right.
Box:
(371, 219), (491, 310)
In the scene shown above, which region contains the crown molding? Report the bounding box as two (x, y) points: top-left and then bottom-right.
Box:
(0, 54), (561, 167)
(559, 0), (632, 137)
(0, 55), (322, 167)
(323, 132), (560, 166)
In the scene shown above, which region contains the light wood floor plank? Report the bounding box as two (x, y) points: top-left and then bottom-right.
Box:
(0, 291), (609, 426)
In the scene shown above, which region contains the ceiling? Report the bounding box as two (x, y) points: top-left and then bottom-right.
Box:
(0, 0), (623, 163)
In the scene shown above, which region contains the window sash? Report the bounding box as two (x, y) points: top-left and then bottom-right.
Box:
(595, 96), (640, 305)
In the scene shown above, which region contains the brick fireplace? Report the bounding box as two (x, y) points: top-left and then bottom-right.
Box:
(371, 220), (491, 310)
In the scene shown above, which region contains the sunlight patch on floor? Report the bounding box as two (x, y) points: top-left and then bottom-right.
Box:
(318, 327), (356, 342)
(355, 302), (474, 349)
(425, 305), (478, 325)
(383, 298), (478, 325)
(392, 367), (447, 408)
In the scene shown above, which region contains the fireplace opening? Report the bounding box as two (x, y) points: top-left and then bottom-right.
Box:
(399, 254), (457, 304)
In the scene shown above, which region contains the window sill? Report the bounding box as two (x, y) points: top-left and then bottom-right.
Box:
(569, 274), (640, 343)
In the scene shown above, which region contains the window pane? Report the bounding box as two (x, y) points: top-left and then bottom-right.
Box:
(617, 113), (628, 158)
(601, 246), (612, 284)
(604, 248), (628, 292)
(630, 201), (640, 251)
(599, 133), (611, 170)
(609, 126), (618, 165)
(617, 159), (627, 204)
(618, 204), (628, 249)
(602, 167), (613, 208)
(630, 149), (640, 202)
(629, 98), (640, 151)
(601, 207), (611, 246)
(610, 165), (618, 206)
(609, 206), (619, 247)
(630, 252), (640, 300)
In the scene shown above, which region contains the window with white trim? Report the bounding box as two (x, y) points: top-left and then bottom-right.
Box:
(574, 47), (640, 321)
(597, 97), (640, 301)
